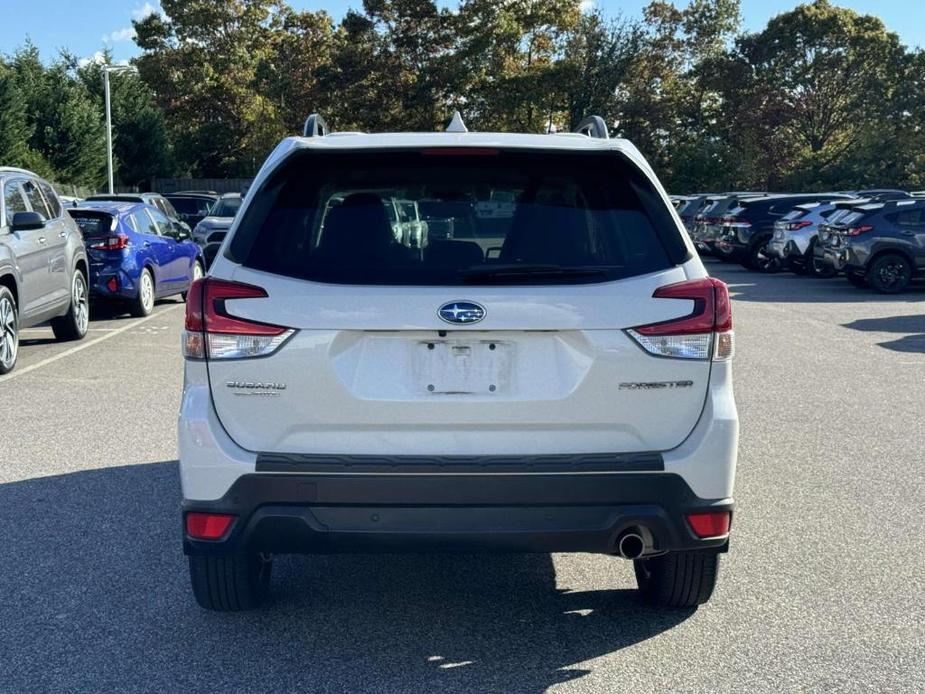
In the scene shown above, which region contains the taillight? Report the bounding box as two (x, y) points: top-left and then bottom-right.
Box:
(88, 234), (129, 250)
(186, 512), (235, 540)
(182, 277), (294, 360)
(626, 278), (734, 361)
(722, 216), (751, 227)
(845, 225), (873, 236)
(787, 220), (812, 230)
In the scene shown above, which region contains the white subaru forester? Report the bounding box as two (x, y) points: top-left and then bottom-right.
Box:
(178, 115), (738, 611)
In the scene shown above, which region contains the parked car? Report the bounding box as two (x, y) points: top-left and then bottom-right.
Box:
(715, 193), (852, 271)
(0, 167), (89, 374)
(67, 201), (204, 316)
(816, 198), (925, 293)
(765, 199), (865, 276)
(165, 192), (219, 230)
(192, 193), (242, 268)
(178, 114), (738, 611)
(675, 194), (714, 247)
(692, 193), (768, 258)
(84, 193), (190, 234)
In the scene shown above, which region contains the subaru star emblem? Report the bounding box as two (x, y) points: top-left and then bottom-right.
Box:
(438, 301), (486, 325)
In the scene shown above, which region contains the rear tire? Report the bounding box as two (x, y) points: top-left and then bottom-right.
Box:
(130, 268), (155, 317)
(634, 550), (720, 608)
(181, 260), (204, 302)
(188, 553), (272, 611)
(51, 269), (90, 341)
(0, 286), (19, 375)
(809, 253), (836, 279)
(867, 253), (912, 294)
(748, 239), (780, 273)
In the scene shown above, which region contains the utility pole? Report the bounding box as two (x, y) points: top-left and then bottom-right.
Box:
(102, 64), (137, 194)
(104, 68), (113, 193)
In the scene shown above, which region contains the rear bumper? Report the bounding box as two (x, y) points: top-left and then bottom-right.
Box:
(182, 469), (732, 556)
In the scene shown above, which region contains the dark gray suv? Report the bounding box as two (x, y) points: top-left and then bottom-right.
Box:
(0, 167), (90, 374)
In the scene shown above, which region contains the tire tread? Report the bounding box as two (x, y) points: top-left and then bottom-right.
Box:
(634, 550), (720, 608)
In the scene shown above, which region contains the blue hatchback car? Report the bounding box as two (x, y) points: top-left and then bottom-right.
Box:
(67, 202), (204, 316)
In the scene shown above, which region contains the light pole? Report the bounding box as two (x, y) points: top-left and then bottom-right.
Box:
(102, 64), (137, 194)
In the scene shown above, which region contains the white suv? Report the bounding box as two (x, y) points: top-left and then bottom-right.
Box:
(178, 115), (738, 611)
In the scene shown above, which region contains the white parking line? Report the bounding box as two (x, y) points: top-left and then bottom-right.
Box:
(21, 327), (118, 334)
(0, 305), (181, 384)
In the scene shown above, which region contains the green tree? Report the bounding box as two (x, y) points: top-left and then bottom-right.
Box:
(6, 45), (107, 187)
(134, 0), (287, 176)
(0, 60), (36, 168)
(726, 0), (908, 189)
(78, 62), (175, 186)
(454, 0), (582, 131)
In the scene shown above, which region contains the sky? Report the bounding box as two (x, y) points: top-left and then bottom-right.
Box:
(0, 0), (922, 66)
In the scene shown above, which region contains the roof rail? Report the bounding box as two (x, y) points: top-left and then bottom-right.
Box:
(302, 113), (329, 137)
(573, 116), (609, 139)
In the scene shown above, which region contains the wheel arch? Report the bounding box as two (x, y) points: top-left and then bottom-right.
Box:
(866, 245), (915, 271)
(0, 270), (19, 306)
(74, 255), (88, 285)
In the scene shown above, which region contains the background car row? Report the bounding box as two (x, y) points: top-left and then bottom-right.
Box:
(673, 189), (925, 293)
(0, 167), (241, 374)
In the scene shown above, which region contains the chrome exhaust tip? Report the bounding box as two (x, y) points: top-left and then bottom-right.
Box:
(616, 531), (645, 560)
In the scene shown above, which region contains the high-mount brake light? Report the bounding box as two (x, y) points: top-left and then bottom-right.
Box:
(421, 148), (499, 156)
(627, 278), (734, 361)
(182, 277), (294, 360)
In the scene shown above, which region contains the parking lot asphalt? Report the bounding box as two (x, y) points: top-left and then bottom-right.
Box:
(1, 263), (923, 693)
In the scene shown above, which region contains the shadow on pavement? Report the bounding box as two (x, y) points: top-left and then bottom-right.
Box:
(842, 315), (925, 353)
(703, 259), (925, 304)
(0, 462), (691, 693)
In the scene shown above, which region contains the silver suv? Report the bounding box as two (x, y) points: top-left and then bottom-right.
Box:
(0, 167), (89, 373)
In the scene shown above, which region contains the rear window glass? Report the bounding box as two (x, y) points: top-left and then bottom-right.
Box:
(211, 198), (242, 217)
(782, 208), (807, 221)
(839, 211), (865, 226)
(170, 197), (214, 215)
(234, 151), (680, 285)
(68, 211), (113, 236)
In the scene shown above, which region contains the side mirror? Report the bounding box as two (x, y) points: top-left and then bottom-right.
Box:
(11, 211), (46, 232)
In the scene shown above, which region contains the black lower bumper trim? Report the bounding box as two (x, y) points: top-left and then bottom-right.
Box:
(183, 472), (732, 556)
(256, 451), (664, 474)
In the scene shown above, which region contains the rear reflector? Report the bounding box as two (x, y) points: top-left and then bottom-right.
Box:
(183, 277), (294, 360)
(686, 511), (731, 538)
(627, 278), (733, 361)
(186, 512), (235, 540)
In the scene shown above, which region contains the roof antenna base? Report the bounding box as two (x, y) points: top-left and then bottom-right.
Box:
(446, 111), (468, 133)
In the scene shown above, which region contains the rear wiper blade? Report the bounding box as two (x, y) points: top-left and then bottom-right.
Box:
(459, 264), (613, 281)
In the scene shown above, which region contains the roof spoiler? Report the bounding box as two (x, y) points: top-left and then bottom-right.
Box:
(573, 116), (609, 139)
